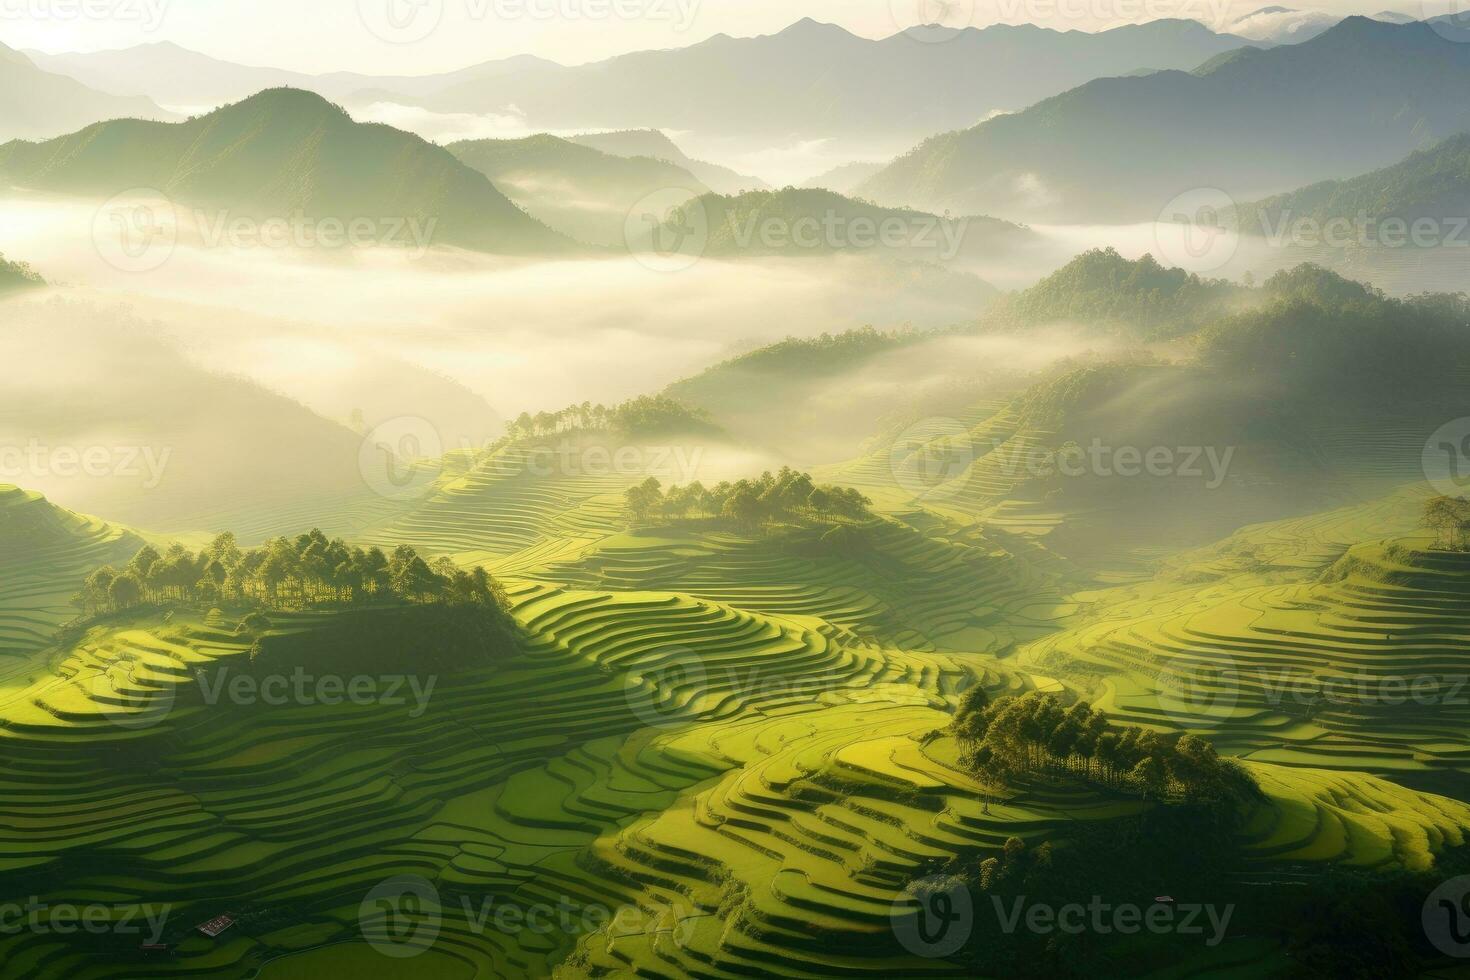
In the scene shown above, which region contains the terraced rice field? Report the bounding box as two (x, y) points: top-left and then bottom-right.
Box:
(4, 496), (1469, 978)
(535, 522), (1071, 654)
(7, 424), (1470, 979)
(0, 486), (141, 668)
(1022, 533), (1470, 773)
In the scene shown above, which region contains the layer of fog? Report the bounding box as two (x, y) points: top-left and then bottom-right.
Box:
(687, 327), (1123, 467)
(1, 192), (1005, 420)
(0, 190), (1043, 529)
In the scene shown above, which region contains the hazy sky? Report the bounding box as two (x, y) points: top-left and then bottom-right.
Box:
(0, 0), (1427, 74)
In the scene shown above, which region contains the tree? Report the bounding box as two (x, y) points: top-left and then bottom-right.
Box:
(109, 573), (143, 610)
(1424, 496), (1470, 551)
(1130, 757), (1166, 801)
(625, 477), (663, 522)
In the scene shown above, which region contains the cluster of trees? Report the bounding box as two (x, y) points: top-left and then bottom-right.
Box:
(625, 468), (873, 529)
(75, 531), (511, 618)
(0, 253), (43, 292)
(995, 248), (1243, 340)
(1198, 265), (1470, 392)
(505, 395), (714, 441)
(1424, 495), (1470, 551)
(950, 690), (1255, 804)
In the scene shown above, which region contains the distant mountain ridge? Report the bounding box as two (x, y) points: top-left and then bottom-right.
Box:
(27, 19), (1252, 152)
(0, 88), (568, 254)
(858, 18), (1470, 223)
(0, 40), (173, 142)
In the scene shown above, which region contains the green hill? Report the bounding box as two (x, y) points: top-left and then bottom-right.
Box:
(447, 134), (706, 246)
(858, 18), (1470, 222)
(0, 88), (570, 254)
(990, 247), (1247, 339)
(1237, 132), (1470, 236)
(0, 486), (142, 661)
(641, 187), (1031, 263)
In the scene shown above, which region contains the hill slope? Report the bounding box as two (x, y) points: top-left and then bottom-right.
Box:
(640, 187), (1032, 263)
(447, 134), (707, 246)
(0, 88), (568, 254)
(859, 18), (1470, 223)
(567, 129), (766, 194)
(0, 41), (172, 142)
(0, 253), (44, 294)
(1237, 131), (1470, 234)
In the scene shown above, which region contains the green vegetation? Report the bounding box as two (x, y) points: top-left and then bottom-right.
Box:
(648, 186), (1028, 259)
(1237, 132), (1470, 234)
(8, 231), (1470, 980)
(0, 252), (43, 292)
(990, 247), (1243, 338)
(0, 88), (569, 253)
(505, 394), (718, 442)
(75, 531), (511, 620)
(952, 690), (1258, 804)
(624, 468), (873, 528)
(1424, 496), (1470, 550)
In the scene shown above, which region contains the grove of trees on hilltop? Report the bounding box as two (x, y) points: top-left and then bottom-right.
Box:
(504, 394), (717, 441)
(76, 530), (512, 622)
(625, 467), (873, 530)
(950, 689), (1257, 805)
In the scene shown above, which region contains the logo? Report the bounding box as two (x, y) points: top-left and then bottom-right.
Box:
(623, 645), (706, 730)
(625, 189), (709, 272)
(358, 0), (445, 43)
(888, 417), (976, 503)
(889, 0), (977, 43)
(892, 876), (972, 957)
(359, 416), (445, 501)
(92, 188), (178, 273)
(359, 875), (442, 958)
(1424, 418), (1470, 497)
(1424, 876), (1470, 957)
(1153, 187), (1239, 273)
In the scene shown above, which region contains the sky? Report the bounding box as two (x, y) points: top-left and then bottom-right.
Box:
(0, 0), (1431, 75)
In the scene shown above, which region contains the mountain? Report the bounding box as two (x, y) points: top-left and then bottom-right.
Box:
(1225, 6), (1343, 43)
(636, 187), (1033, 264)
(406, 18), (1251, 149)
(801, 161), (886, 195)
(0, 88), (569, 254)
(0, 40), (172, 142)
(448, 134), (707, 246)
(0, 253), (43, 294)
(858, 18), (1470, 224)
(23, 41), (556, 109)
(33, 20), (1252, 154)
(566, 130), (766, 194)
(1236, 132), (1470, 235)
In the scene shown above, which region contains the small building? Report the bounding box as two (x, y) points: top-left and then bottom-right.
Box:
(196, 914), (235, 938)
